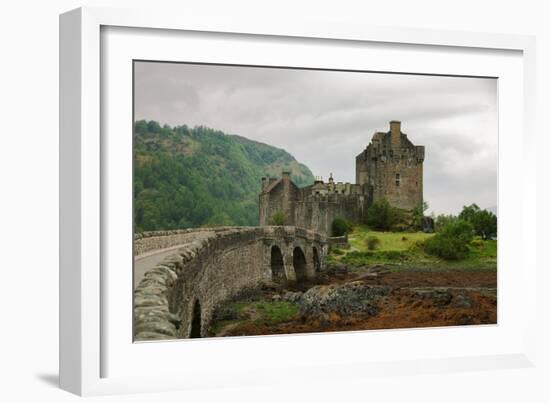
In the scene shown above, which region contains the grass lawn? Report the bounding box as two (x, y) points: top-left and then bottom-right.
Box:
(209, 299), (299, 335)
(331, 225), (497, 271)
(348, 225), (434, 251)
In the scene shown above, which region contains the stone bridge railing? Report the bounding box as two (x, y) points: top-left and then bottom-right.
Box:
(133, 226), (327, 341)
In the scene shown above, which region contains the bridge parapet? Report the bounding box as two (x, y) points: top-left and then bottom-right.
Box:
(134, 226), (326, 341)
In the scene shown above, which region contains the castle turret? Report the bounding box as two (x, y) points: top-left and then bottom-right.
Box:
(390, 120), (401, 148)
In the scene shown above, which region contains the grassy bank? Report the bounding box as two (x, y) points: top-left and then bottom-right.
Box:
(330, 225), (497, 271)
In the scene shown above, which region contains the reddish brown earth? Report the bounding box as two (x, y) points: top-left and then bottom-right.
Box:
(218, 269), (497, 337)
(357, 270), (496, 288)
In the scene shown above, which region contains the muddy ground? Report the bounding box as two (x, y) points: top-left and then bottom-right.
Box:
(209, 265), (497, 337)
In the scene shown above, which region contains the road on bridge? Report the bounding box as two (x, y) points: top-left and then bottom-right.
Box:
(134, 245), (185, 288)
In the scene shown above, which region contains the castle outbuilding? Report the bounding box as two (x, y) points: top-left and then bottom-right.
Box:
(259, 121), (425, 235)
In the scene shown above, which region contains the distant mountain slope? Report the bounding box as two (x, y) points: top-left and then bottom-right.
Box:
(133, 121), (315, 232)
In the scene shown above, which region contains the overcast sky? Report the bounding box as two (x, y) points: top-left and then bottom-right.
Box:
(134, 61), (498, 215)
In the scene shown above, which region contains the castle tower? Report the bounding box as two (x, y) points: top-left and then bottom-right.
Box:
(355, 121), (424, 210)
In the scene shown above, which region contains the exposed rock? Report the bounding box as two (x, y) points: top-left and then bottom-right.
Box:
(298, 282), (390, 320)
(282, 291), (303, 303)
(412, 288), (475, 309)
(451, 293), (474, 309)
(325, 263), (349, 276)
(354, 272), (379, 281)
(413, 289), (453, 307)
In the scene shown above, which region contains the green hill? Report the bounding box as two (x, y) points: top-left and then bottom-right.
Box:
(133, 120), (314, 232)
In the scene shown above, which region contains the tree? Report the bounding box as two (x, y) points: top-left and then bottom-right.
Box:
(459, 204), (497, 239)
(412, 200), (429, 230)
(147, 120), (161, 133)
(132, 120), (315, 232)
(366, 198), (401, 231)
(331, 217), (352, 236)
(471, 209), (497, 239)
(134, 120), (148, 134)
(458, 203), (481, 223)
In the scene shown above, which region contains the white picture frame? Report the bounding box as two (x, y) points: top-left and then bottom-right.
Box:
(59, 6), (537, 396)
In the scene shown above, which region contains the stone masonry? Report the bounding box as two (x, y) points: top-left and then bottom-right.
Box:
(259, 121), (424, 234)
(133, 226), (326, 341)
(356, 120), (424, 210)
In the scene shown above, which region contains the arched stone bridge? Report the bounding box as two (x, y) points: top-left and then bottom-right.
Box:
(133, 226), (327, 341)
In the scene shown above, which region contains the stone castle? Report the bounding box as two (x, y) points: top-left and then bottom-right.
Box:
(259, 121), (425, 235)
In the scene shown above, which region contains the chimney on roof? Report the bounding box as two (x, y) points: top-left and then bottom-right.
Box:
(390, 120), (401, 148)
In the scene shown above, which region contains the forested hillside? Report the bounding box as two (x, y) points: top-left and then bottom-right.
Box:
(134, 121), (314, 232)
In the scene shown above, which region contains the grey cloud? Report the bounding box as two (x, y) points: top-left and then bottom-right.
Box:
(134, 61), (497, 215)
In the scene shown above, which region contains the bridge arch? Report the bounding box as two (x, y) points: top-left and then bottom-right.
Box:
(270, 245), (286, 284)
(293, 246), (307, 286)
(312, 246), (321, 272)
(190, 299), (202, 338)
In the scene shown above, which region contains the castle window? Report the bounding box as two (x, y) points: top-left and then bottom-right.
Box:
(395, 173), (400, 187)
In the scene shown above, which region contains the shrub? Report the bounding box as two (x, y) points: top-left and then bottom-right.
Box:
(408, 239), (426, 252)
(441, 219), (475, 242)
(391, 223), (408, 232)
(365, 235), (381, 250)
(269, 211), (286, 226)
(424, 220), (474, 260)
(434, 213), (458, 232)
(331, 247), (344, 255)
(332, 217), (352, 236)
(341, 250), (407, 265)
(470, 238), (484, 248)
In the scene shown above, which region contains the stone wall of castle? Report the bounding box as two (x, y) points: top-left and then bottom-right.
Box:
(356, 121), (424, 210)
(292, 193), (367, 235)
(259, 180), (367, 236)
(370, 155), (423, 210)
(259, 172), (300, 227)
